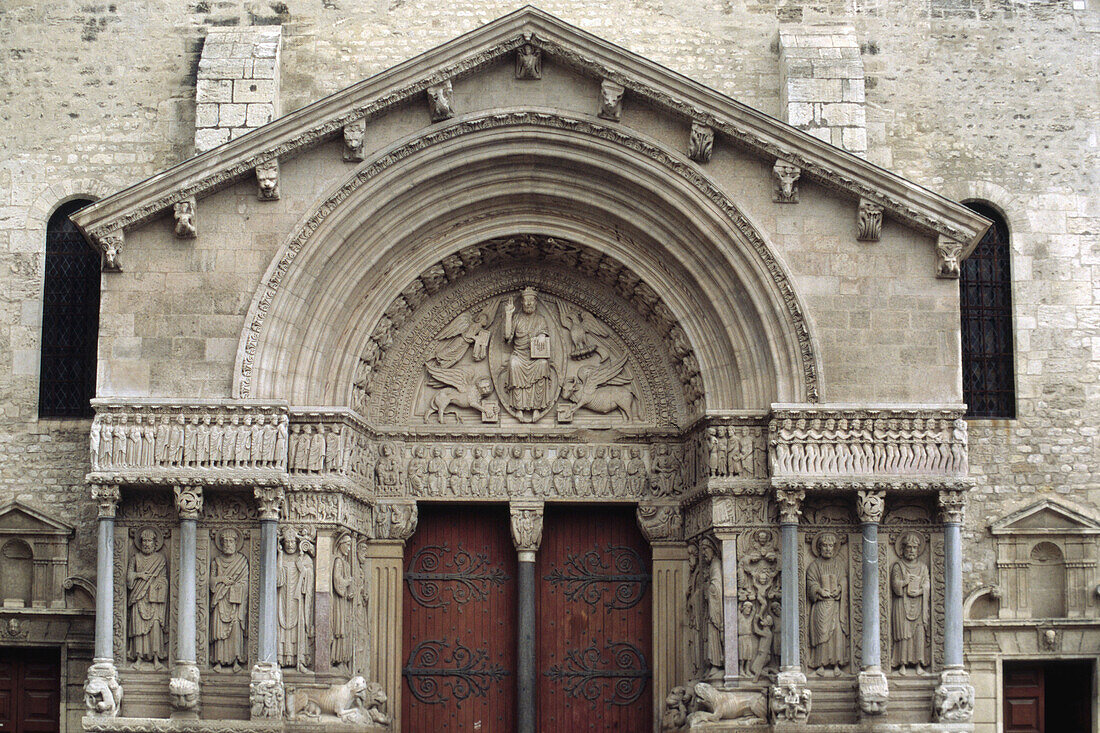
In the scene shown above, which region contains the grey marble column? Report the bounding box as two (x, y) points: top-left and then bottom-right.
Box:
(510, 502), (543, 733)
(772, 489), (811, 723)
(720, 535), (739, 685)
(85, 484), (123, 718)
(934, 490), (975, 723)
(855, 490), (888, 715)
(250, 486), (285, 720)
(171, 485), (203, 718)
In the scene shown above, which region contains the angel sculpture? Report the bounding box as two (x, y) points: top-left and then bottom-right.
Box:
(555, 300), (609, 360)
(560, 352), (637, 421)
(431, 307), (492, 368)
(424, 362), (496, 423)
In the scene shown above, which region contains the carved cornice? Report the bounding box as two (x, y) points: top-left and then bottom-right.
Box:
(771, 477), (975, 494)
(81, 719), (283, 733)
(173, 485), (203, 520)
(509, 502), (544, 552)
(86, 471), (288, 489)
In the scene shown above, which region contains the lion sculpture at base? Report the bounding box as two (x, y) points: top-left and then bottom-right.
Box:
(661, 682), (768, 730)
(286, 676), (391, 726)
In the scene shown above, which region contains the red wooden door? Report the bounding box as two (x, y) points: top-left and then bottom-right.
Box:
(1004, 666), (1044, 733)
(537, 505), (652, 731)
(402, 505), (516, 732)
(0, 649), (59, 733)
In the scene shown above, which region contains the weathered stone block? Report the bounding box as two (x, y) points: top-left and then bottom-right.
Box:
(196, 79), (233, 104)
(233, 79), (276, 104)
(194, 127), (230, 152)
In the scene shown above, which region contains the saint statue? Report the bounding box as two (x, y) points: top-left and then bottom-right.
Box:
(702, 540), (724, 679)
(277, 529), (314, 672)
(331, 533), (355, 668)
(210, 528), (249, 670)
(127, 528), (168, 668)
(890, 532), (930, 673)
(806, 532), (847, 674)
(502, 287), (553, 420)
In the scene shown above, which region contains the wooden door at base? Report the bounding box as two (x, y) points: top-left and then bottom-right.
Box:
(537, 505), (652, 731)
(1004, 666), (1043, 733)
(0, 648), (60, 733)
(402, 505), (516, 732)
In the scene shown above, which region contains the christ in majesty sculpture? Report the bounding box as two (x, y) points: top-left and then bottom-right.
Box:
(503, 287), (553, 420)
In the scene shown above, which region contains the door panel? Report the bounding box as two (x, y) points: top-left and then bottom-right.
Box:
(0, 649), (59, 733)
(402, 505), (516, 732)
(1004, 666), (1043, 733)
(537, 505), (652, 731)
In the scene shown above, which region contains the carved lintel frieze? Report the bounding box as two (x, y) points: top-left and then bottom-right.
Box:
(342, 119), (366, 162)
(688, 122), (713, 164)
(636, 502), (682, 543)
(255, 159), (280, 201)
(938, 490), (966, 524)
(98, 231), (123, 272)
(173, 198), (197, 239)
(856, 489), (885, 524)
(857, 198), (884, 241)
(509, 501), (544, 553)
(374, 501), (418, 541)
(936, 235), (963, 279)
(173, 485), (204, 520)
(775, 488), (805, 524)
(91, 483), (121, 518)
(426, 80), (454, 122)
(598, 80), (625, 121)
(516, 41), (541, 80)
(253, 485), (284, 521)
(773, 159), (801, 204)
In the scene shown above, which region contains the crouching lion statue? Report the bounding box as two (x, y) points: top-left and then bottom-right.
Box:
(83, 663), (122, 717)
(661, 682), (768, 730)
(286, 676), (391, 726)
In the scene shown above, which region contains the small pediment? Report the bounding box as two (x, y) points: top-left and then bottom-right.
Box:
(990, 499), (1100, 536)
(0, 501), (74, 536)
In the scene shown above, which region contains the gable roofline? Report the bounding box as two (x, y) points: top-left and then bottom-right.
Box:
(990, 498), (1100, 535)
(0, 500), (75, 536)
(71, 5), (990, 255)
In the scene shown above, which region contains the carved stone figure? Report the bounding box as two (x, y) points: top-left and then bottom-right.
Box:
(554, 298), (608, 360)
(934, 670), (975, 723)
(740, 529), (780, 679)
(688, 122), (713, 164)
(448, 446), (470, 495)
(210, 528), (249, 670)
(686, 683), (767, 727)
(773, 160), (801, 203)
(426, 80), (454, 122)
(661, 685), (691, 731)
(256, 159), (280, 200)
(278, 528), (315, 672)
(531, 447), (551, 496)
(83, 662), (122, 717)
(343, 119), (366, 162)
(608, 447), (626, 495)
(408, 445), (428, 494)
(286, 677), (391, 726)
(501, 287), (555, 420)
(626, 447), (646, 495)
(598, 79), (625, 121)
(560, 352), (636, 421)
(515, 43), (541, 79)
(806, 531), (848, 674)
(936, 236), (963, 278)
(650, 444), (682, 497)
(249, 662), (284, 720)
(771, 672), (812, 723)
(127, 528), (168, 668)
(572, 446), (591, 495)
(169, 663), (201, 712)
(331, 533), (354, 668)
(173, 198), (197, 238)
(552, 446), (572, 495)
(857, 198), (884, 241)
(427, 446), (447, 496)
(891, 532), (930, 673)
(489, 445), (507, 495)
(506, 446), (527, 496)
(101, 232), (122, 271)
(590, 446), (609, 495)
(424, 362), (496, 423)
(702, 540), (723, 679)
(470, 447), (489, 496)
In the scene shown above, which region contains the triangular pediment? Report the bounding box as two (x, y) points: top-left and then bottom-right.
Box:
(0, 501), (74, 536)
(71, 6), (989, 259)
(990, 499), (1100, 535)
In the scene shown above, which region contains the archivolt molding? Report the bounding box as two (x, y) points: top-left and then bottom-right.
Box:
(235, 110), (820, 406)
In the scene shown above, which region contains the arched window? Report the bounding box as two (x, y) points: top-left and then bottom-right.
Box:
(39, 199), (100, 418)
(960, 202), (1015, 418)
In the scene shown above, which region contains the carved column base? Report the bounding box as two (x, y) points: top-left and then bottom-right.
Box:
(857, 668), (889, 717)
(770, 669), (811, 723)
(249, 661), (285, 721)
(934, 668), (975, 723)
(169, 662), (202, 718)
(83, 661), (123, 718)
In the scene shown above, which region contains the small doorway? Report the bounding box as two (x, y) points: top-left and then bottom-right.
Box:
(1004, 660), (1094, 733)
(0, 647), (60, 733)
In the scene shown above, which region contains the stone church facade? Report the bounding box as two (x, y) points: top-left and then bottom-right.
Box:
(0, 3), (1096, 733)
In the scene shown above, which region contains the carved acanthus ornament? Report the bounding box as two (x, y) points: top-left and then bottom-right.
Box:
(92, 483), (121, 518)
(773, 160), (800, 203)
(255, 160), (280, 201)
(509, 502), (544, 552)
(688, 122), (713, 163)
(856, 490), (885, 524)
(598, 79), (624, 121)
(636, 503), (682, 543)
(938, 490), (966, 524)
(253, 486), (284, 521)
(426, 80), (454, 122)
(173, 198), (197, 239)
(173, 485), (204, 519)
(857, 198), (884, 241)
(342, 119), (366, 162)
(936, 235), (963, 279)
(775, 489), (805, 524)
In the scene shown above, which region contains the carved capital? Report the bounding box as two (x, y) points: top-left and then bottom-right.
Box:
(775, 488), (805, 524)
(688, 122), (713, 163)
(936, 235), (963, 279)
(509, 502), (544, 553)
(253, 485), (284, 521)
(515, 42), (542, 80)
(248, 661), (284, 720)
(342, 119), (366, 162)
(636, 502), (682, 543)
(598, 80), (624, 121)
(426, 80), (454, 122)
(374, 501), (418, 541)
(98, 231), (123, 272)
(173, 198), (197, 239)
(773, 159), (801, 203)
(91, 483), (121, 518)
(857, 198), (884, 241)
(255, 159), (280, 200)
(173, 485), (203, 519)
(856, 489), (886, 524)
(938, 490), (967, 524)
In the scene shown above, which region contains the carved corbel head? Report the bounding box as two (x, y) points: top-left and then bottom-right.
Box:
(255, 159), (280, 200)
(98, 231), (123, 272)
(936, 235), (963, 279)
(856, 198), (884, 241)
(426, 80), (454, 122)
(773, 159), (801, 203)
(343, 119), (366, 162)
(688, 122), (714, 164)
(598, 80), (625, 121)
(173, 198), (197, 238)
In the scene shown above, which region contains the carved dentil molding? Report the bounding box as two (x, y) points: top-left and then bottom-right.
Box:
(173, 485), (204, 519)
(509, 503), (544, 552)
